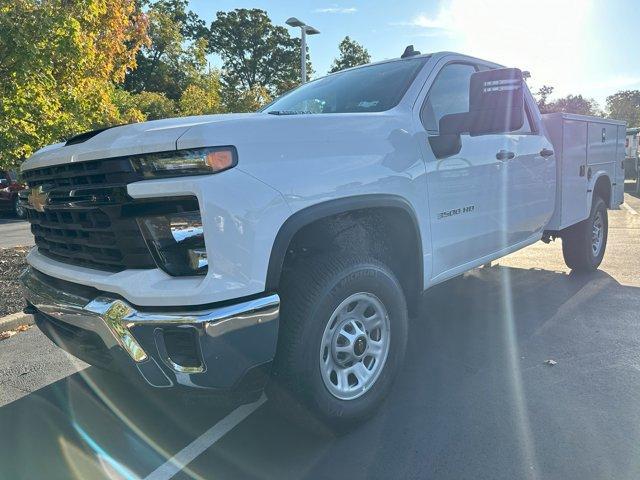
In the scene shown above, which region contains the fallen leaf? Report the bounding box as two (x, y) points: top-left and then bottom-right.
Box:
(0, 330), (16, 340)
(544, 359), (558, 366)
(16, 325), (30, 332)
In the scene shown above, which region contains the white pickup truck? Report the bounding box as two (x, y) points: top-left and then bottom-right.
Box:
(20, 50), (625, 431)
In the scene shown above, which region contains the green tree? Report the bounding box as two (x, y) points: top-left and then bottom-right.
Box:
(124, 0), (208, 99)
(220, 83), (271, 113)
(329, 36), (371, 73)
(0, 0), (148, 168)
(110, 88), (146, 123)
(534, 85), (600, 116)
(131, 91), (176, 120)
(550, 94), (601, 116)
(209, 8), (312, 97)
(178, 71), (223, 116)
(606, 90), (640, 127)
(534, 85), (555, 114)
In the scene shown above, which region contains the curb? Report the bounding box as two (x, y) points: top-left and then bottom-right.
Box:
(0, 311), (34, 332)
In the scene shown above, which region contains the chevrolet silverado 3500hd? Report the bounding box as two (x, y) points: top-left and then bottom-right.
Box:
(20, 51), (625, 430)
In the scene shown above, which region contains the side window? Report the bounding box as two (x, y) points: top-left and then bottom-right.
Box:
(420, 63), (477, 132)
(513, 102), (534, 134)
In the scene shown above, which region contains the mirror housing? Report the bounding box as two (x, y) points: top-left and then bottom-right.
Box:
(467, 67), (524, 136)
(428, 134), (461, 159)
(0, 178), (8, 188)
(428, 68), (525, 159)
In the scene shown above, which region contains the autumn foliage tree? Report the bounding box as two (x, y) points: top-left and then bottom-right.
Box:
(0, 0), (148, 168)
(124, 0), (208, 99)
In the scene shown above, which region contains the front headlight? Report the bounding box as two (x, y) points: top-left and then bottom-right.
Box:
(138, 210), (208, 276)
(131, 147), (237, 179)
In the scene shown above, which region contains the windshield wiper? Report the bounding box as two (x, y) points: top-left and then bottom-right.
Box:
(267, 110), (315, 115)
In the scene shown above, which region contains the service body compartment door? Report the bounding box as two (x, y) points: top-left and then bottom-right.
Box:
(588, 122), (618, 167)
(560, 120), (588, 227)
(587, 121), (618, 206)
(542, 113), (589, 230)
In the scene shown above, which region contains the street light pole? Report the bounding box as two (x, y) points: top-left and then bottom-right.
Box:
(285, 17), (320, 84)
(301, 26), (307, 83)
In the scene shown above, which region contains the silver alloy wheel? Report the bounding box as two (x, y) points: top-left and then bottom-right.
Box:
(319, 292), (390, 400)
(592, 210), (604, 257)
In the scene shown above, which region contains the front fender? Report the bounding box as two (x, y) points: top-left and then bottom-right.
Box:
(264, 194), (425, 291)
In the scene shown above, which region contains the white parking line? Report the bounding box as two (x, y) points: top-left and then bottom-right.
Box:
(622, 203), (638, 215)
(144, 394), (267, 480)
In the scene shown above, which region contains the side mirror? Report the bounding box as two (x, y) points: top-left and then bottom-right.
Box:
(429, 112), (468, 159)
(0, 178), (8, 188)
(428, 67), (525, 159)
(428, 134), (461, 159)
(467, 67), (524, 136)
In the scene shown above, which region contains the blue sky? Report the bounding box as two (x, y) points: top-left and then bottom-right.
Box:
(189, 0), (639, 107)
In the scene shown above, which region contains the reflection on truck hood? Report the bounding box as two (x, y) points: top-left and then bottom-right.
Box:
(21, 113), (258, 171)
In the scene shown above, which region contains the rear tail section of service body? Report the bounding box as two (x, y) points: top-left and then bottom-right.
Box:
(542, 113), (625, 231)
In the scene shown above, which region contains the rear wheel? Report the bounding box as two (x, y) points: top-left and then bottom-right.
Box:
(269, 254), (408, 433)
(561, 196), (608, 271)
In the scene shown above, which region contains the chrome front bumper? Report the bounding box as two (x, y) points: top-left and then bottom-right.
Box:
(22, 267), (280, 391)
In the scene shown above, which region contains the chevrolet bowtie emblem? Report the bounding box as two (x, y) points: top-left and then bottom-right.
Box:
(28, 186), (49, 212)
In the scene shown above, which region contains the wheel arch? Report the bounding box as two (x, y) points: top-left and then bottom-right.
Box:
(265, 195), (424, 296)
(590, 173), (612, 208)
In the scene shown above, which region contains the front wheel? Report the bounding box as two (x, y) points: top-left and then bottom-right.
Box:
(561, 196), (608, 271)
(269, 254), (408, 433)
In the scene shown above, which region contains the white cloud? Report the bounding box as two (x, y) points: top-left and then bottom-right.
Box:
(396, 0), (595, 98)
(314, 6), (357, 14)
(407, 9), (453, 29)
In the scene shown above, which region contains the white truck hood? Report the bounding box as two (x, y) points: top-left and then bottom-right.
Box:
(21, 113), (256, 171)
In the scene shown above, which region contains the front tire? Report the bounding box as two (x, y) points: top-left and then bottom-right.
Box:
(562, 196), (608, 271)
(269, 254), (408, 433)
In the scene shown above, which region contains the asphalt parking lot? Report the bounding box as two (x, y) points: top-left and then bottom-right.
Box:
(0, 215), (33, 248)
(1, 193), (639, 480)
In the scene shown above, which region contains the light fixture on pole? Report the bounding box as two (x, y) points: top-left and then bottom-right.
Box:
(285, 17), (320, 84)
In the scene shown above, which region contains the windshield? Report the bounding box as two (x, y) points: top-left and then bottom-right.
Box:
(264, 57), (429, 115)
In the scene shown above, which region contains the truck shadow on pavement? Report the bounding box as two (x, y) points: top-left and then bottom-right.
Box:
(2, 265), (640, 480)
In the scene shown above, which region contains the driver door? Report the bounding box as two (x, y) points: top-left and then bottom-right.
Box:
(418, 62), (511, 280)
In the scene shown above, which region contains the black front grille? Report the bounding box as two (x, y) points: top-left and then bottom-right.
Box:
(22, 158), (156, 272)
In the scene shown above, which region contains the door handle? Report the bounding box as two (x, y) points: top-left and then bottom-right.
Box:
(540, 148), (554, 158)
(496, 150), (515, 161)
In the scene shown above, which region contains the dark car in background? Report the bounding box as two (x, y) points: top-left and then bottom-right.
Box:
(0, 169), (27, 219)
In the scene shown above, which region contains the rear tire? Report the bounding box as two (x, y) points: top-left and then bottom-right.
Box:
(561, 196), (608, 271)
(268, 254), (408, 434)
